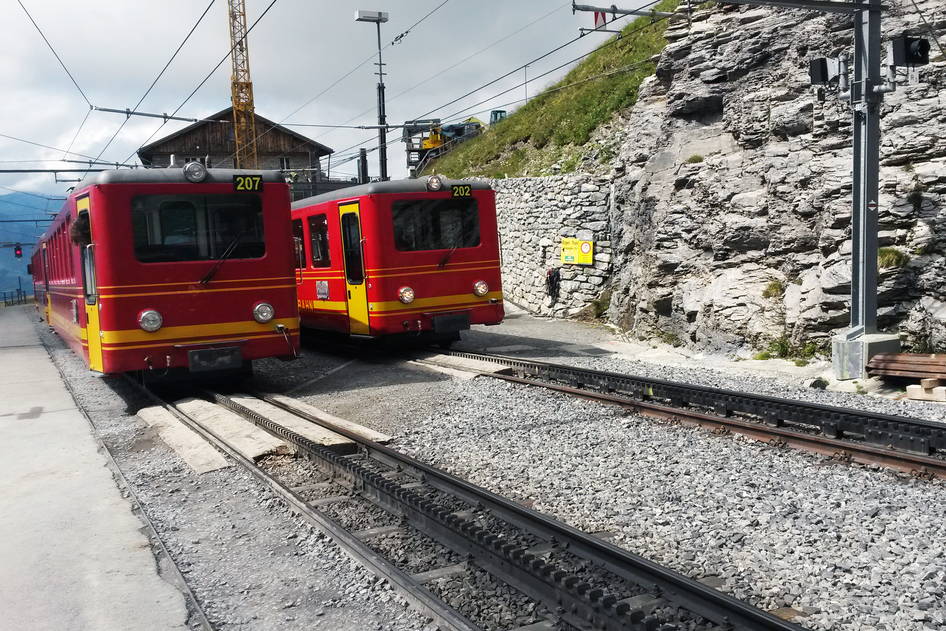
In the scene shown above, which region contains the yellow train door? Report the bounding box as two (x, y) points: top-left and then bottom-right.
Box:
(338, 202), (369, 335)
(77, 196), (104, 372)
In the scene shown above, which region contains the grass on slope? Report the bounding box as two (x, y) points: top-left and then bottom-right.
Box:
(425, 0), (679, 179)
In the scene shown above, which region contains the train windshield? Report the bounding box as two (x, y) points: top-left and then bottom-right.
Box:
(391, 198), (480, 252)
(131, 194), (265, 263)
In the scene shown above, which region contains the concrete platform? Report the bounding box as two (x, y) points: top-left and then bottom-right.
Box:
(137, 405), (231, 473)
(0, 305), (189, 631)
(174, 397), (290, 460)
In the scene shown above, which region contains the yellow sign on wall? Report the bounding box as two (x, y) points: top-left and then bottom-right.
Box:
(561, 238), (594, 265)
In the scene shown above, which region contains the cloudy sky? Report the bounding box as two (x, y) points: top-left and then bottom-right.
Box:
(0, 0), (650, 199)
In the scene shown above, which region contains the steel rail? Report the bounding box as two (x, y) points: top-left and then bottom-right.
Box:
(214, 393), (654, 630)
(245, 392), (807, 631)
(131, 384), (480, 631)
(439, 350), (946, 473)
(488, 372), (946, 480)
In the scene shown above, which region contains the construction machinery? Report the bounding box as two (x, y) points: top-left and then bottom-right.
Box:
(228, 0), (259, 169)
(403, 114), (509, 176)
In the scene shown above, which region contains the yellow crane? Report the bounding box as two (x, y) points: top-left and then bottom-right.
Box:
(228, 0), (258, 169)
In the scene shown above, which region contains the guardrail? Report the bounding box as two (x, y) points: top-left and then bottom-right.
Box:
(1, 290), (31, 306)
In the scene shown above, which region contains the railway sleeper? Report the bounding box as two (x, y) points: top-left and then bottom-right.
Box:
(249, 421), (681, 628)
(248, 390), (811, 630)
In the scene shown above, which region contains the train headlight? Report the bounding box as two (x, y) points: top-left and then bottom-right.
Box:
(253, 302), (275, 323)
(137, 309), (163, 332)
(472, 280), (489, 297)
(183, 161), (208, 183)
(398, 286), (415, 304)
(426, 175), (443, 192)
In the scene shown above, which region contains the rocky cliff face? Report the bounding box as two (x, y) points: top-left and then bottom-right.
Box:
(603, 0), (946, 353)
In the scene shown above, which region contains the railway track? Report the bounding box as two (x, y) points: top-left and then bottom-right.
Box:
(428, 350), (946, 480)
(135, 382), (807, 631)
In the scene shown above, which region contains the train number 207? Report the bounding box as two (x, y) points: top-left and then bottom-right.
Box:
(233, 175), (263, 192)
(451, 184), (471, 197)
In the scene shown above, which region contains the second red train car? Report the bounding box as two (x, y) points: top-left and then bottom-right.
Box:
(290, 176), (504, 343)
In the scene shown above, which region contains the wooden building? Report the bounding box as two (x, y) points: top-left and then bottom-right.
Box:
(137, 107), (352, 200)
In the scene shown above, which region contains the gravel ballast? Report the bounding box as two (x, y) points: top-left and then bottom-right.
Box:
(389, 377), (946, 631)
(37, 322), (429, 631)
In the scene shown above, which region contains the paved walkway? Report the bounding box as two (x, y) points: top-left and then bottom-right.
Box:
(0, 305), (188, 631)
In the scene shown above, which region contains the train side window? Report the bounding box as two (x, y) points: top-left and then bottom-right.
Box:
(78, 211), (97, 305)
(308, 214), (330, 268)
(291, 219), (305, 269)
(41, 247), (49, 290)
(340, 213), (364, 284)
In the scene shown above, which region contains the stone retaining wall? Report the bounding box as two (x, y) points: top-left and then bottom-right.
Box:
(490, 174), (613, 317)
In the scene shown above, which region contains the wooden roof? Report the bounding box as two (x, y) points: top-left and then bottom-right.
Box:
(137, 107), (333, 162)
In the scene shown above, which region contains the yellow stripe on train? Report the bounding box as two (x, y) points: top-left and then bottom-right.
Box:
(100, 317), (299, 345)
(369, 291), (503, 313)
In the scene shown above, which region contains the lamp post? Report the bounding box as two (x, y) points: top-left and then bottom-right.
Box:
(355, 9), (389, 181)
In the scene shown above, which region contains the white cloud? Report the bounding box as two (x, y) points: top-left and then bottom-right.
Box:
(0, 0), (649, 197)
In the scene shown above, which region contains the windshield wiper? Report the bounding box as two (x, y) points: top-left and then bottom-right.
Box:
(438, 236), (463, 269)
(199, 230), (246, 286)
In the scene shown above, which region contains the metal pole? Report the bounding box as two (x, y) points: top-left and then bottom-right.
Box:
(847, 0), (882, 339)
(376, 21), (389, 181)
(358, 148), (369, 184)
(832, 0), (899, 379)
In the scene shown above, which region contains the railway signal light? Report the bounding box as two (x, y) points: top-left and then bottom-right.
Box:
(890, 36), (931, 66)
(14, 243), (22, 258)
(809, 58), (831, 85)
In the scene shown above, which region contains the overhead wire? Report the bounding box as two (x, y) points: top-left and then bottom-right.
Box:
(92, 0), (217, 164)
(390, 0), (451, 45)
(312, 2), (571, 141)
(0, 184), (66, 200)
(282, 1), (605, 175)
(227, 0), (457, 166)
(438, 57), (662, 127)
(319, 8), (667, 169)
(0, 198), (55, 211)
(122, 0), (280, 165)
(438, 21), (666, 125)
(0, 159), (81, 164)
(409, 0), (662, 123)
(157, 1), (658, 178)
(62, 109), (92, 161)
(0, 132), (123, 165)
(17, 0), (93, 109)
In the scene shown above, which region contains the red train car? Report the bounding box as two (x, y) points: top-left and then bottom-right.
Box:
(32, 164), (299, 376)
(291, 176), (504, 343)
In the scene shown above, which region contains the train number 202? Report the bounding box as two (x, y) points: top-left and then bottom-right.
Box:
(451, 184), (471, 197)
(233, 175), (263, 192)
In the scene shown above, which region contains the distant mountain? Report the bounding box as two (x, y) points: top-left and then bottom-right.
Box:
(0, 193), (62, 296)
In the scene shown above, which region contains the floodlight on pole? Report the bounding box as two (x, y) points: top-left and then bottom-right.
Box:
(356, 9), (390, 181)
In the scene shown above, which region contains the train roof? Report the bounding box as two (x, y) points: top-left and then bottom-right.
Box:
(291, 177), (492, 209)
(73, 167), (286, 189)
